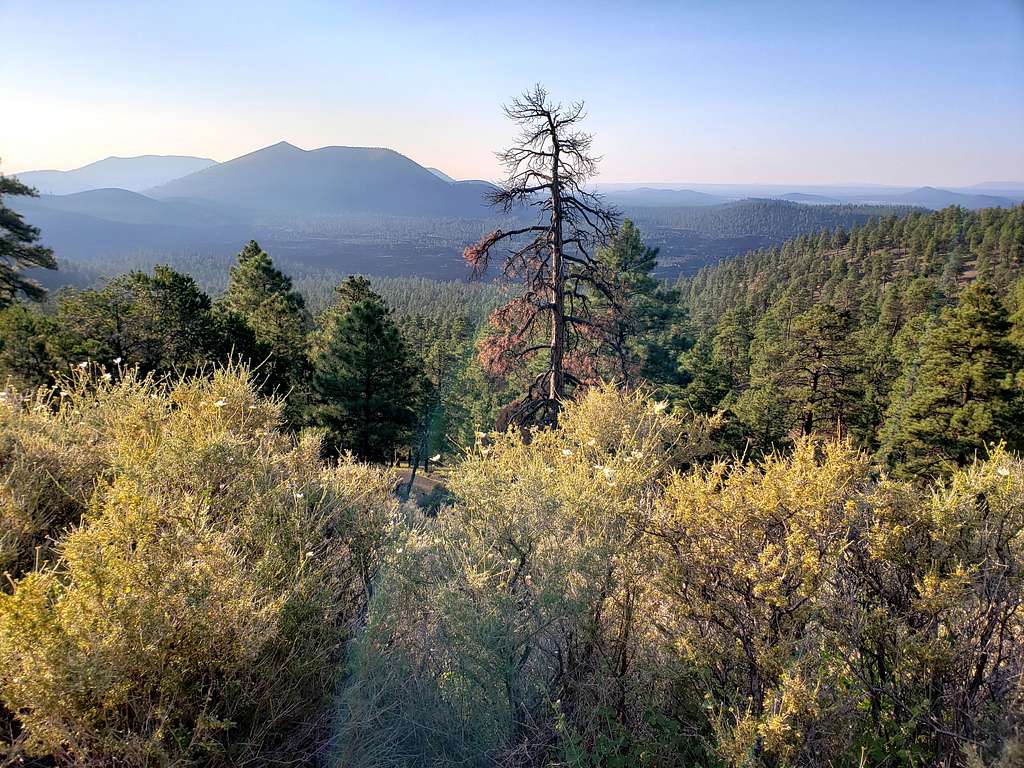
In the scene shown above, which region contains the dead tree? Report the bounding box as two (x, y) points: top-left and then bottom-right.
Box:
(465, 85), (620, 426)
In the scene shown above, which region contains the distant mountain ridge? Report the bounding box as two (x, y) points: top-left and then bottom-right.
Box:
(10, 142), (1021, 283)
(603, 187), (727, 207)
(14, 146), (1023, 213)
(13, 188), (240, 227)
(14, 155), (216, 194)
(427, 167), (456, 183)
(888, 186), (1016, 210)
(599, 183), (1023, 210)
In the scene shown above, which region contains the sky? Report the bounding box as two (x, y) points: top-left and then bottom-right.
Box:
(2, 0), (1023, 186)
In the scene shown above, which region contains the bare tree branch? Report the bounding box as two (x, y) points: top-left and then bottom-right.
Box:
(465, 85), (621, 427)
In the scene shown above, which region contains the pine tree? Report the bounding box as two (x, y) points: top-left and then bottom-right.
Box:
(310, 277), (422, 463)
(595, 219), (691, 388)
(677, 332), (732, 413)
(463, 86), (619, 426)
(0, 174), (56, 307)
(736, 301), (866, 447)
(711, 308), (753, 390)
(879, 281), (1023, 477)
(217, 241), (311, 403)
(1009, 276), (1024, 351)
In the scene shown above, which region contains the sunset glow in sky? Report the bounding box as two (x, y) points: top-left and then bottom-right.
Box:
(2, 0), (1023, 185)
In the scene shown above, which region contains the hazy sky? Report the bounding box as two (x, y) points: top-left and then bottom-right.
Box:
(2, 0), (1023, 185)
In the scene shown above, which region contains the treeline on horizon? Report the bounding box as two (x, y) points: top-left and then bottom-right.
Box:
(19, 195), (922, 290)
(2, 98), (1024, 767)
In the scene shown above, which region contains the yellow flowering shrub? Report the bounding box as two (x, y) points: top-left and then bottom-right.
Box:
(0, 366), (398, 766)
(656, 441), (1024, 766)
(0, 380), (105, 580)
(654, 439), (868, 765)
(334, 392), (1023, 768)
(2, 373), (1020, 767)
(336, 385), (719, 767)
(831, 448), (1024, 766)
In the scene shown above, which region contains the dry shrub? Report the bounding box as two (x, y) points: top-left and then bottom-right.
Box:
(655, 442), (1024, 767)
(0, 382), (105, 581)
(337, 387), (1022, 768)
(335, 385), (720, 767)
(0, 364), (398, 766)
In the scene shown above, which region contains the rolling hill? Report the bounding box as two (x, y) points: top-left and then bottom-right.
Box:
(14, 155), (216, 194)
(13, 188), (240, 227)
(624, 198), (922, 276)
(603, 187), (728, 207)
(11, 188), (249, 259)
(890, 186), (1018, 210)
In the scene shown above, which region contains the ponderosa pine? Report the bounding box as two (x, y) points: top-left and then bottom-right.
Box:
(310, 277), (422, 462)
(0, 174), (55, 307)
(217, 240), (311, 411)
(879, 280), (1023, 477)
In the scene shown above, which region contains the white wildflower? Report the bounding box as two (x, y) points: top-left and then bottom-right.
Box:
(475, 430), (487, 439)
(113, 357), (122, 364)
(295, 491), (304, 498)
(430, 453), (441, 462)
(561, 448), (573, 457)
(77, 361), (89, 369)
(998, 466), (1011, 477)
(213, 399), (227, 408)
(586, 438), (597, 447)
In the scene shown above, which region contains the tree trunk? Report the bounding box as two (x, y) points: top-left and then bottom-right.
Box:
(549, 139), (565, 404)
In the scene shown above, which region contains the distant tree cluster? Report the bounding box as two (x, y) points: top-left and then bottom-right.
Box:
(632, 198), (921, 240)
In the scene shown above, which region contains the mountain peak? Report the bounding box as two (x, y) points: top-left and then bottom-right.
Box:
(147, 142), (494, 217)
